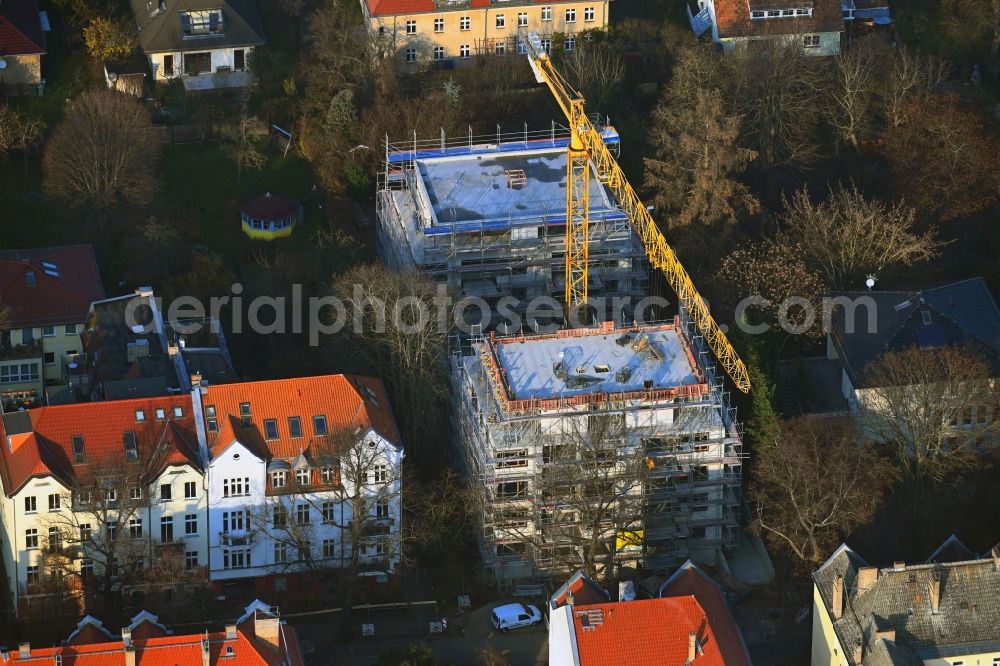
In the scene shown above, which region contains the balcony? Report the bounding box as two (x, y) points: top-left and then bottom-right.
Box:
(0, 342), (43, 361)
(218, 530), (252, 546)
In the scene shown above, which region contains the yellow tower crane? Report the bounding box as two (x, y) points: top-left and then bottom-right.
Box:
(524, 34), (751, 393)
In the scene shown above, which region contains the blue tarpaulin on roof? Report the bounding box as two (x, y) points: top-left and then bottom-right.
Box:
(689, 5), (713, 37)
(854, 7), (891, 24)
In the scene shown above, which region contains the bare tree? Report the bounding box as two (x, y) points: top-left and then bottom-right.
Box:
(750, 417), (889, 566)
(42, 88), (159, 231)
(858, 346), (1000, 519)
(775, 183), (941, 289)
(826, 37), (877, 150)
(880, 45), (948, 129)
(562, 39), (625, 111)
(224, 113), (267, 183)
(0, 105), (45, 171)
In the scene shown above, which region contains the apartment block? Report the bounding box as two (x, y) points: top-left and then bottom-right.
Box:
(451, 320), (743, 583)
(361, 0), (610, 65)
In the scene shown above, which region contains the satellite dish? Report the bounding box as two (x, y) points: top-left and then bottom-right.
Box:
(865, 274), (877, 290)
(108, 71), (119, 83)
(0, 59), (8, 70)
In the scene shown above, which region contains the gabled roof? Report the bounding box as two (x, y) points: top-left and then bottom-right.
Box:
(0, 0), (46, 57)
(571, 596), (724, 666)
(829, 278), (1000, 388)
(0, 395), (199, 496)
(659, 561), (753, 666)
(130, 0), (265, 54)
(711, 0), (844, 40)
(924, 534), (976, 564)
(203, 375), (402, 462)
(549, 570), (611, 610)
(0, 245), (104, 328)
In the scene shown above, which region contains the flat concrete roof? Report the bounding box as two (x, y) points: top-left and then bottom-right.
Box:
(491, 328), (700, 400)
(415, 148), (620, 229)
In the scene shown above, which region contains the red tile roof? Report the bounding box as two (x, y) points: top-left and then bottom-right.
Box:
(0, 0), (45, 56)
(364, 0), (584, 17)
(203, 374), (402, 460)
(714, 0), (844, 39)
(572, 597), (725, 666)
(661, 564), (753, 666)
(0, 245), (104, 328)
(0, 395), (199, 496)
(550, 570), (610, 609)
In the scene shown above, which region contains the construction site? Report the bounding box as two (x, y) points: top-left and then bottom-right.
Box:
(450, 319), (744, 584)
(376, 125), (650, 321)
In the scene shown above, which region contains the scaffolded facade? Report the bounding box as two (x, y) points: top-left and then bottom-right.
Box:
(451, 319), (744, 584)
(377, 126), (649, 320)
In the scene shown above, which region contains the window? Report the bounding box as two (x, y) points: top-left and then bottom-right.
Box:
(322, 501), (335, 522)
(323, 539), (336, 558)
(65, 324), (78, 335)
(273, 505), (287, 528)
(206, 406), (218, 432)
(321, 467), (337, 485)
(24, 271), (36, 287)
(495, 14), (505, 28)
(295, 504), (310, 525)
(313, 416), (328, 436)
(375, 542), (387, 558)
(294, 468), (309, 486)
(517, 11), (528, 26)
(372, 464), (389, 484)
(223, 477), (250, 497)
(274, 542), (288, 563)
(185, 551), (198, 570)
(106, 520), (117, 541)
(43, 352), (54, 365)
(460, 15), (470, 30)
(223, 548), (251, 569)
(174, 406), (183, 418)
(72, 435), (85, 463)
(584, 6), (595, 21)
(155, 408), (166, 420)
(565, 8), (576, 22)
(106, 488), (117, 504)
(48, 527), (62, 551)
(163, 54), (174, 77)
(540, 37), (552, 53)
(80, 524), (92, 542)
(460, 44), (470, 58)
(405, 19), (416, 34)
(124, 431), (138, 460)
(495, 41), (506, 55)
(184, 481), (197, 499)
(135, 409), (145, 422)
(42, 326), (55, 338)
(434, 17), (444, 32)
(272, 471), (287, 488)
(541, 6), (551, 20)
(803, 34), (820, 48)
(48, 493), (60, 511)
(264, 419), (279, 440)
(129, 517), (143, 538)
(24, 496), (36, 513)
(796, 7), (810, 15)
(1, 363), (39, 384)
(26, 565), (39, 585)
(288, 417), (302, 438)
(376, 501), (389, 518)
(565, 36), (575, 51)
(239, 402), (251, 427)
(21, 328), (33, 344)
(181, 9), (223, 36)
(433, 46), (445, 60)
(81, 559), (94, 579)
(129, 487), (142, 501)
(234, 48), (245, 71)
(160, 517), (174, 542)
(223, 510), (247, 532)
(160, 483), (172, 501)
(25, 529), (38, 549)
(185, 514), (198, 535)
(405, 48), (416, 62)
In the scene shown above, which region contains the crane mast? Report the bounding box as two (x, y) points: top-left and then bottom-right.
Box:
(524, 34), (751, 393)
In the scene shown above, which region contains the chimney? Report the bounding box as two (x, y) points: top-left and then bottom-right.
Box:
(566, 590), (575, 607)
(122, 627), (133, 648)
(254, 614), (281, 652)
(168, 344), (179, 357)
(201, 637), (210, 666)
(892, 561), (906, 572)
(856, 567), (878, 594)
(832, 574), (844, 620)
(191, 372), (202, 388)
(685, 631), (696, 665)
(124, 645), (136, 666)
(875, 629), (896, 642)
(929, 575), (940, 614)
(225, 624), (237, 641)
(18, 644), (29, 659)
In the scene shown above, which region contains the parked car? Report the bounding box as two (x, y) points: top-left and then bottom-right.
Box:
(491, 603), (542, 632)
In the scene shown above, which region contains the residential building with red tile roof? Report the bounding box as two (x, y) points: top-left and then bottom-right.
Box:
(0, 395), (208, 618)
(685, 0), (890, 55)
(0, 599), (305, 666)
(359, 0), (609, 66)
(198, 374), (404, 597)
(0, 245), (104, 409)
(0, 0), (48, 92)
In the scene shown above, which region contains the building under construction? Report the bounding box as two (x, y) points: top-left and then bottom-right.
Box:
(451, 319), (744, 584)
(377, 127), (649, 321)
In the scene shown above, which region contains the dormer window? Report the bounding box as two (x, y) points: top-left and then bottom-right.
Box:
(136, 409), (145, 422)
(124, 431), (138, 460)
(155, 408), (166, 420)
(72, 435), (86, 464)
(921, 310), (932, 325)
(206, 405), (218, 432)
(239, 402), (251, 427)
(295, 468), (310, 486)
(25, 270), (37, 287)
(264, 419), (279, 440)
(181, 9), (224, 37)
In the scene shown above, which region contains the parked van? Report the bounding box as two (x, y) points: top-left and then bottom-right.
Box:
(491, 603), (542, 632)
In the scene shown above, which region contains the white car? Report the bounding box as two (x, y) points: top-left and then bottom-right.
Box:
(491, 603), (542, 632)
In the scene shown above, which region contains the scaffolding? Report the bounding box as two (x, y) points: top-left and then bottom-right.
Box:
(449, 320), (744, 584)
(376, 125), (648, 320)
